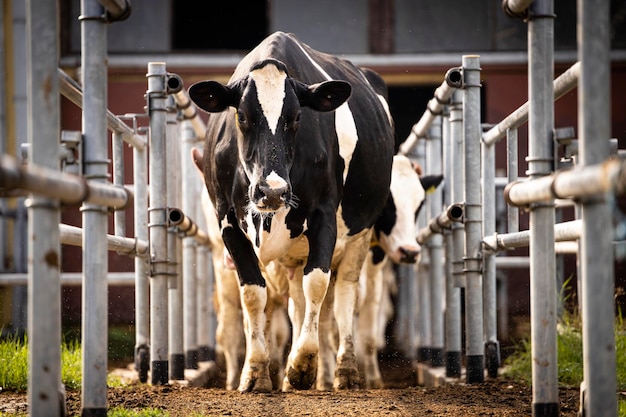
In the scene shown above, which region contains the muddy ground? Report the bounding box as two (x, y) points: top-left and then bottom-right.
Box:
(1, 357), (581, 417)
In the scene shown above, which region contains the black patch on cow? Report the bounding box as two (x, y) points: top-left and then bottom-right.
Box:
(222, 209), (265, 287)
(371, 245), (386, 265)
(375, 192), (397, 238)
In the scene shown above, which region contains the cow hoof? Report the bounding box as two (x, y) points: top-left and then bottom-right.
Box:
(333, 367), (360, 390)
(287, 355), (317, 390)
(365, 378), (384, 389)
(238, 364), (273, 393)
(238, 375), (273, 393)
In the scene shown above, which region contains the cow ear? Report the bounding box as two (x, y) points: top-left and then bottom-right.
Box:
(420, 175), (444, 194)
(298, 80), (352, 112)
(188, 80), (239, 113)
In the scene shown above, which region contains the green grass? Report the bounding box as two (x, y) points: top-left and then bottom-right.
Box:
(0, 335), (123, 391)
(107, 408), (170, 417)
(503, 312), (626, 415)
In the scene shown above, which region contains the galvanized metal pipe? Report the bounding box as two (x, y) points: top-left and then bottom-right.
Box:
(168, 207), (210, 245)
(133, 138), (150, 382)
(180, 120), (201, 371)
(504, 158), (623, 206)
(483, 219), (581, 252)
(399, 67), (462, 155)
(0, 153), (131, 208)
(413, 138), (431, 362)
(506, 129), (520, 233)
(527, 1), (559, 413)
(147, 62), (170, 385)
(58, 68), (146, 150)
(425, 118), (445, 367)
(578, 0), (617, 415)
(195, 199), (217, 362)
(96, 0), (130, 21)
(113, 131), (125, 236)
(173, 90), (207, 140)
(482, 62), (580, 146)
(166, 96), (184, 380)
(0, 271), (135, 286)
(446, 89), (464, 378)
(502, 0), (534, 18)
(80, 0), (109, 412)
(25, 1), (63, 414)
(482, 130), (500, 378)
(462, 55), (484, 384)
(60, 223), (147, 256)
(415, 203), (464, 244)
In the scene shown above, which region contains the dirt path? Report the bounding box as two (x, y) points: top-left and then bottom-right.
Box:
(1, 359), (581, 417)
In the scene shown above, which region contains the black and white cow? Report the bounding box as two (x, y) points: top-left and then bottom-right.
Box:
(189, 32), (394, 392)
(356, 155), (443, 388)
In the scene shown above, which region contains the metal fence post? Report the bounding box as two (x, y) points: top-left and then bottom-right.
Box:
(527, 0), (559, 414)
(80, 0), (110, 413)
(167, 96), (184, 380)
(462, 55), (484, 384)
(25, 0), (63, 415)
(426, 117), (445, 367)
(147, 62), (169, 385)
(445, 89), (463, 378)
(578, 0), (617, 415)
(481, 130), (500, 378)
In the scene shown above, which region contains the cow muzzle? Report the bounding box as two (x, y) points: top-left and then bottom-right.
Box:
(396, 246), (420, 264)
(254, 183), (291, 212)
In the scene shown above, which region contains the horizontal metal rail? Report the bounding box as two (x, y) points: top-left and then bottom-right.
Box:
(0, 153), (131, 209)
(58, 68), (146, 150)
(167, 207), (210, 246)
(502, 0), (534, 18)
(96, 0), (131, 21)
(60, 223), (148, 257)
(173, 90), (206, 140)
(399, 67), (462, 155)
(504, 157), (624, 207)
(483, 219), (581, 252)
(416, 203), (464, 244)
(0, 272), (135, 286)
(482, 61), (580, 146)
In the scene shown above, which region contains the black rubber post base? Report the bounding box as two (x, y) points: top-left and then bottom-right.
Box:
(151, 360), (169, 385)
(170, 354), (185, 380)
(185, 349), (199, 369)
(445, 351), (462, 378)
(533, 402), (559, 417)
(417, 347), (432, 363)
(197, 345), (215, 362)
(466, 354), (484, 383)
(81, 407), (107, 417)
(429, 348), (444, 367)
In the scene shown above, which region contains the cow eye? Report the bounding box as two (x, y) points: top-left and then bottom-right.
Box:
(236, 110), (247, 126)
(295, 111), (302, 124)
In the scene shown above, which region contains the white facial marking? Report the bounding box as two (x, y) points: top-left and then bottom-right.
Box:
(265, 170), (287, 189)
(250, 65), (287, 135)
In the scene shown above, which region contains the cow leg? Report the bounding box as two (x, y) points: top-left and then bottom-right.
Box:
(238, 284), (273, 392)
(214, 265), (244, 390)
(222, 216), (272, 393)
(282, 266), (304, 391)
(285, 267), (330, 390)
(333, 229), (372, 390)
(357, 252), (385, 389)
(316, 277), (336, 390)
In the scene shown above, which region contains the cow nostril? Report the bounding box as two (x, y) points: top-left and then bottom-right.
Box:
(399, 247), (420, 263)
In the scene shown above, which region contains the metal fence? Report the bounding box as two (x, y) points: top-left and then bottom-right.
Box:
(0, 1), (214, 415)
(398, 0), (619, 416)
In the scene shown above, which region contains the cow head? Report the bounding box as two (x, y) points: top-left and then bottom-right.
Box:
(375, 155), (443, 264)
(189, 59), (351, 214)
